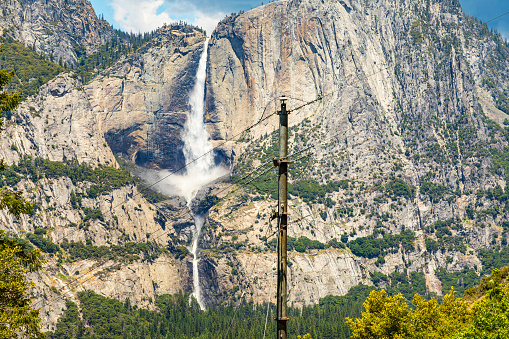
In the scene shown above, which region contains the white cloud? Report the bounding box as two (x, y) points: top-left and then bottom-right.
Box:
(110, 0), (174, 32)
(109, 0), (224, 35)
(191, 11), (225, 36)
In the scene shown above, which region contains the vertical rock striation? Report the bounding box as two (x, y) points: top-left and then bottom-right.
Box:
(88, 25), (207, 170)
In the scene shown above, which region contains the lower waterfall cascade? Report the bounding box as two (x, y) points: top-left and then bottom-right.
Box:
(181, 38), (225, 310)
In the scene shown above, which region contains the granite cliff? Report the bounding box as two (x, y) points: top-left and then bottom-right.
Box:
(199, 0), (509, 306)
(1, 0), (509, 330)
(87, 25), (210, 170)
(0, 0), (114, 66)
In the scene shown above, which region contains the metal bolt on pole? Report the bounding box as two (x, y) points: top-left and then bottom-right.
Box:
(276, 95), (288, 339)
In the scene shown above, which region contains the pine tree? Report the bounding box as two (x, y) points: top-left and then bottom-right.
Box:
(0, 45), (45, 338)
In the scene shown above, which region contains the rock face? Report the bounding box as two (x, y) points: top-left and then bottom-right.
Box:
(87, 25), (207, 170)
(0, 73), (194, 330)
(196, 0), (509, 306)
(2, 0), (509, 329)
(1, 73), (115, 167)
(0, 0), (114, 66)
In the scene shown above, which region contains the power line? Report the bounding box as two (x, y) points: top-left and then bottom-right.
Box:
(222, 215), (276, 339)
(286, 204), (460, 337)
(29, 64), (380, 308)
(23, 66), (437, 312)
(29, 45), (394, 256)
(486, 11), (509, 24)
(36, 105), (281, 250)
(31, 157), (281, 309)
(28, 4), (508, 313)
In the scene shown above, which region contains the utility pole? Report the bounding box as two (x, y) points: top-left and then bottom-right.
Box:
(276, 95), (288, 339)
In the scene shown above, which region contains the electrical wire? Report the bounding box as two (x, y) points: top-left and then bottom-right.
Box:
(27, 41), (392, 260)
(28, 6), (509, 316)
(287, 196), (461, 338)
(485, 11), (509, 24)
(26, 70), (445, 312)
(222, 216), (275, 339)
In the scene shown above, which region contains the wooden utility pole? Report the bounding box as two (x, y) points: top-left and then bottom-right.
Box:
(276, 96), (288, 339)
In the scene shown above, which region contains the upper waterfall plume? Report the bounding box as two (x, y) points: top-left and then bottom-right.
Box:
(183, 38), (215, 179)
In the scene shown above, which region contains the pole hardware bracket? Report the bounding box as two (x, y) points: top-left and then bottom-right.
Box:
(274, 317), (289, 321)
(272, 157), (293, 167)
(271, 211), (279, 220)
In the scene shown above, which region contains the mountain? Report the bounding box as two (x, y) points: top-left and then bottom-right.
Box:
(0, 0), (114, 66)
(1, 0), (509, 332)
(201, 0), (509, 305)
(87, 24), (208, 170)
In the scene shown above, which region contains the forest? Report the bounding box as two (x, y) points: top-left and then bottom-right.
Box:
(49, 266), (509, 339)
(50, 285), (375, 339)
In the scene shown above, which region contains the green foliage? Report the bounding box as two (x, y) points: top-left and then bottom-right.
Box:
(347, 230), (416, 259)
(491, 147), (509, 187)
(420, 181), (450, 203)
(425, 237), (439, 251)
(424, 220), (467, 253)
(289, 179), (349, 204)
(0, 231), (45, 338)
(463, 266), (509, 299)
(50, 285), (375, 339)
(267, 236), (345, 253)
(371, 271), (427, 300)
(371, 271), (388, 285)
(386, 179), (415, 199)
(26, 233), (58, 254)
(346, 288), (470, 339)
(288, 236), (327, 253)
(0, 45), (45, 338)
(0, 39), (65, 98)
(173, 246), (189, 260)
(59, 240), (166, 263)
(436, 267), (480, 297)
(136, 182), (170, 204)
(75, 30), (155, 84)
(0, 189), (33, 218)
(350, 267), (509, 339)
(51, 300), (83, 338)
(496, 89), (509, 114)
(478, 246), (509, 274)
(456, 268), (509, 339)
(0, 156), (135, 196)
(82, 208), (104, 222)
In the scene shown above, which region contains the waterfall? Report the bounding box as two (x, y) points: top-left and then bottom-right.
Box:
(182, 38), (225, 310)
(183, 39), (214, 181)
(138, 38), (226, 310)
(190, 215), (205, 310)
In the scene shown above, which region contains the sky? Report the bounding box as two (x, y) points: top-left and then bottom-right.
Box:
(88, 0), (509, 39)
(88, 0), (261, 35)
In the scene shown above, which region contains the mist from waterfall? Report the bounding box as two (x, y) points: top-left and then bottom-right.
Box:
(138, 38), (227, 310)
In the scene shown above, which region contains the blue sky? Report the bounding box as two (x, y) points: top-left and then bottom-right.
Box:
(88, 0), (509, 39)
(88, 0), (263, 35)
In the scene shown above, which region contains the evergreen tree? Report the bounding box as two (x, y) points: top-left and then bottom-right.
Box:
(0, 49), (45, 338)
